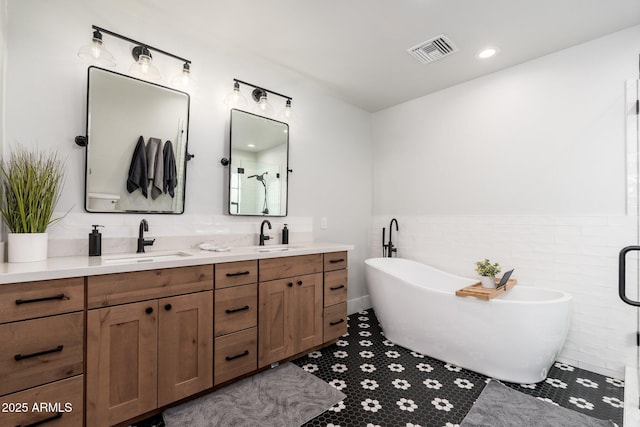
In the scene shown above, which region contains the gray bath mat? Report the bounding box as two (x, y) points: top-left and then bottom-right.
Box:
(461, 380), (615, 427)
(162, 362), (345, 427)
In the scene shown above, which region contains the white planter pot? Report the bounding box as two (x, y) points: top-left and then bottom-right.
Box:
(480, 276), (496, 289)
(8, 232), (48, 263)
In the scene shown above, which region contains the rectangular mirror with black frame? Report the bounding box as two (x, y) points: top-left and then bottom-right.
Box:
(84, 66), (190, 213)
(228, 109), (289, 216)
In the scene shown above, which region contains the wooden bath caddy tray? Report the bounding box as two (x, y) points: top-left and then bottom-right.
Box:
(455, 278), (517, 300)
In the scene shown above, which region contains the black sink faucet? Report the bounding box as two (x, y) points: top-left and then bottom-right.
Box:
(137, 219), (156, 253)
(259, 219), (272, 246)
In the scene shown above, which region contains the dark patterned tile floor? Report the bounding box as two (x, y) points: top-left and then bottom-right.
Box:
(291, 309), (625, 427)
(135, 308), (625, 427)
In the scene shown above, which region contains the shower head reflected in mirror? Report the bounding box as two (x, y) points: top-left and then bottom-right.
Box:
(247, 171), (269, 214)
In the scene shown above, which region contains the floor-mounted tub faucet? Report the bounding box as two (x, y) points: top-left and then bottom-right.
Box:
(383, 218), (399, 257)
(137, 219), (155, 253)
(259, 219), (272, 246)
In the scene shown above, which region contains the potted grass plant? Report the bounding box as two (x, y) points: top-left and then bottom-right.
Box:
(0, 147), (66, 262)
(475, 258), (501, 289)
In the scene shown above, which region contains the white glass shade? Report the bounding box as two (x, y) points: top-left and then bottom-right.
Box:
(77, 38), (116, 67)
(224, 86), (248, 108)
(170, 67), (193, 90)
(129, 54), (161, 80)
(277, 101), (295, 123)
(255, 94), (274, 116)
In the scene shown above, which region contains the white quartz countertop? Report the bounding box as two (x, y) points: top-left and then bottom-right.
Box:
(0, 242), (354, 284)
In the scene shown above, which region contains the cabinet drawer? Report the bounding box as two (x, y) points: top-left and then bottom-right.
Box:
(324, 251), (348, 272)
(215, 284), (257, 336)
(0, 312), (84, 396)
(0, 277), (84, 324)
(214, 327), (257, 385)
(259, 254), (323, 282)
(88, 265), (213, 308)
(324, 269), (348, 307)
(324, 303), (347, 342)
(0, 375), (83, 427)
(215, 260), (258, 289)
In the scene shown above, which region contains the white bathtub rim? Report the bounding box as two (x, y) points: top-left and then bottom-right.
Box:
(365, 257), (572, 305)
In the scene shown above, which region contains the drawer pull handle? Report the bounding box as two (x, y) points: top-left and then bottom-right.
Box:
(287, 282), (293, 288)
(330, 319), (345, 326)
(15, 294), (66, 305)
(225, 350), (249, 361)
(297, 280), (303, 286)
(226, 305), (250, 314)
(16, 412), (63, 427)
(165, 304), (172, 311)
(226, 271), (250, 277)
(145, 307), (154, 315)
(329, 258), (345, 264)
(330, 284), (345, 291)
(14, 345), (64, 361)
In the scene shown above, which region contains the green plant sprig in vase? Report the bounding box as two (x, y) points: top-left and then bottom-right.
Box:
(475, 258), (501, 289)
(0, 147), (66, 262)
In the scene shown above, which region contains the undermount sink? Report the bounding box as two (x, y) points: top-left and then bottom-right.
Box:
(257, 245), (298, 253)
(102, 250), (192, 264)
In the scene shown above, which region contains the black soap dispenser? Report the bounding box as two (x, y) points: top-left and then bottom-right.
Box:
(89, 225), (103, 256)
(282, 224), (289, 244)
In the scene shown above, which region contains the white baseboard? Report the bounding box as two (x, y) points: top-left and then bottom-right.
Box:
(347, 295), (371, 315)
(625, 366), (640, 427)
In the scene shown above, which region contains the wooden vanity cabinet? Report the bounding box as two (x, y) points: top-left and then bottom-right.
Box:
(323, 252), (349, 342)
(0, 277), (85, 427)
(258, 255), (324, 368)
(86, 266), (213, 427)
(214, 260), (259, 385)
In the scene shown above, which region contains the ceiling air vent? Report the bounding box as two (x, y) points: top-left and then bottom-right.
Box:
(407, 34), (458, 64)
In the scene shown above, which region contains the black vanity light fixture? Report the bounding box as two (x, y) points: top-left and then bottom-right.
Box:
(226, 79), (294, 121)
(78, 25), (193, 88)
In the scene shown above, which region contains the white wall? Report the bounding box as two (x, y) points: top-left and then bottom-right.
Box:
(373, 26), (638, 216)
(4, 0), (373, 309)
(0, 0), (5, 156)
(371, 26), (640, 378)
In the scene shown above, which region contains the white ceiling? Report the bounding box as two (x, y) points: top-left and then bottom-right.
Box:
(139, 0), (640, 112)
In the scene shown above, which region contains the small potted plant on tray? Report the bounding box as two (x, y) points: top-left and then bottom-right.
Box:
(0, 147), (66, 262)
(475, 258), (501, 289)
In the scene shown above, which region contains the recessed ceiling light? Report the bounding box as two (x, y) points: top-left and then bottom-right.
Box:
(477, 47), (499, 59)
(248, 143), (255, 148)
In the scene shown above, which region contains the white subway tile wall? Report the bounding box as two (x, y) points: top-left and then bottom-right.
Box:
(371, 215), (638, 379)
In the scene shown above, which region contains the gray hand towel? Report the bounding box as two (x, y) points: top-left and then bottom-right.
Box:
(146, 137), (164, 199)
(126, 136), (148, 197)
(163, 140), (177, 198)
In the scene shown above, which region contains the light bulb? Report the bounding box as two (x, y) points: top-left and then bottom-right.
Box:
(255, 93), (274, 116)
(258, 95), (268, 111)
(90, 41), (101, 58)
(140, 56), (150, 74)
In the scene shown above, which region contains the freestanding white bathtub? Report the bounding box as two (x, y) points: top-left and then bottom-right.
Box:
(365, 257), (572, 384)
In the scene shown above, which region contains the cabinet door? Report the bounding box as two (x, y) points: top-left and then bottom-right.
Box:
(87, 301), (158, 427)
(293, 273), (323, 353)
(157, 291), (213, 407)
(258, 279), (294, 368)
